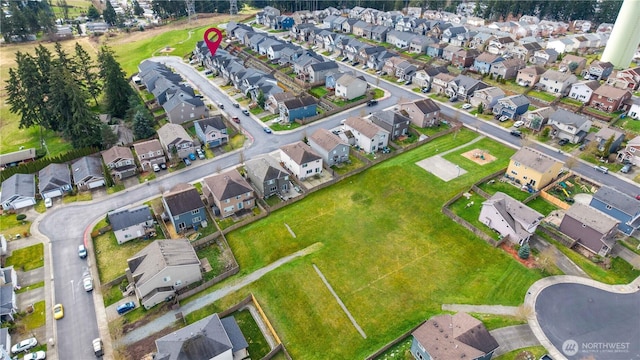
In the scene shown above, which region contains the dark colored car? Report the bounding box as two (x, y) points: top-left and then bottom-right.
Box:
(558, 138), (569, 146)
(367, 99), (378, 106)
(233, 103), (240, 108)
(232, 116), (240, 123)
(510, 130), (522, 138)
(116, 301), (136, 315)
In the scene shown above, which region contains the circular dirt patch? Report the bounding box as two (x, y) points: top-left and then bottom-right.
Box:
(461, 149), (497, 165)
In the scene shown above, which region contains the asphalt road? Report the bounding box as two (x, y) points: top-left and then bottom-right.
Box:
(40, 54), (640, 359)
(535, 283), (640, 360)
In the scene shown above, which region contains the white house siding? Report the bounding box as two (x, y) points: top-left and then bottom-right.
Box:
(137, 264), (201, 309)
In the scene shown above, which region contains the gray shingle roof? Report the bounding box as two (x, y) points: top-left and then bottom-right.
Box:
(38, 163), (71, 193)
(245, 155), (288, 183)
(195, 116), (226, 134)
(565, 203), (619, 235)
(280, 141), (322, 165)
(411, 98), (441, 114)
(163, 184), (205, 216)
(108, 205), (153, 232)
(371, 110), (411, 126)
(309, 128), (347, 152)
(202, 170), (252, 202)
(510, 147), (562, 173)
(549, 109), (590, 128)
(71, 156), (103, 184)
(128, 239), (200, 290)
(592, 186), (639, 216)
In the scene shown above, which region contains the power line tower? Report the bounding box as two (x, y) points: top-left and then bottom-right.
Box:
(185, 0), (196, 22)
(229, 0), (238, 15)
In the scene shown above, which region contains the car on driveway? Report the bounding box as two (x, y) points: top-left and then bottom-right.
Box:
(263, 127), (272, 134)
(462, 103), (472, 110)
(116, 301), (136, 315)
(498, 115), (509, 122)
(188, 153), (196, 161)
(196, 148), (205, 160)
(152, 163), (160, 172)
(24, 351), (46, 360)
(242, 109), (250, 116)
(78, 244), (87, 259)
(11, 338), (37, 354)
(44, 197), (52, 208)
(621, 163), (632, 173)
(558, 138), (569, 146)
(513, 120), (524, 128)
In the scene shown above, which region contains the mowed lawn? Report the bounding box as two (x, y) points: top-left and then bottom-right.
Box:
(204, 129), (544, 359)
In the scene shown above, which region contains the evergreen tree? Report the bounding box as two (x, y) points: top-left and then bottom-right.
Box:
(133, 109), (156, 140)
(74, 42), (101, 105)
(477, 102), (484, 115)
(103, 1), (117, 26)
(132, 0), (144, 16)
(98, 46), (133, 118)
(87, 5), (100, 21)
(257, 90), (266, 109)
(100, 123), (119, 148)
(518, 243), (530, 259)
(5, 51), (51, 131)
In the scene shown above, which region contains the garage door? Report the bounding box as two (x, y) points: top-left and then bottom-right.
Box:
(88, 180), (105, 189)
(43, 190), (62, 198)
(13, 198), (36, 209)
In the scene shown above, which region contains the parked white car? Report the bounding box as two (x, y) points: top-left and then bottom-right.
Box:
(24, 351), (46, 360)
(513, 120), (524, 128)
(462, 104), (473, 110)
(11, 338), (37, 354)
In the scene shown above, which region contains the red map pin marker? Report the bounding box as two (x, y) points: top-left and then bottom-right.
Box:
(204, 27), (223, 56)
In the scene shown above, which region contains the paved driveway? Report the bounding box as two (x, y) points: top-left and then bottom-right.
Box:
(490, 325), (539, 357)
(535, 283), (640, 359)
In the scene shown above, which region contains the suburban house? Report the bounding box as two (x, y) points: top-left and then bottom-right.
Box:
(162, 92), (208, 125)
(582, 60), (614, 81)
(280, 141), (323, 180)
(506, 147), (564, 191)
(162, 183), (206, 233)
(559, 54), (587, 74)
(335, 74), (368, 100)
(244, 155), (291, 199)
(489, 58), (525, 80)
(512, 42), (542, 61)
(473, 52), (503, 74)
(102, 146), (137, 180)
(308, 128), (350, 167)
(194, 116), (229, 149)
(607, 66), (640, 91)
(157, 123), (195, 160)
(343, 117), (389, 153)
(399, 98), (441, 128)
(451, 48), (480, 69)
(411, 312), (499, 360)
(546, 37), (576, 54)
(617, 136), (640, 165)
(532, 48), (558, 65)
(0, 148), (36, 170)
(585, 127), (625, 155)
(469, 87), (505, 110)
(370, 110), (411, 140)
(479, 192), (544, 245)
(446, 75), (489, 101)
(71, 156), (105, 191)
(307, 61), (339, 84)
(487, 35), (516, 55)
(560, 203), (619, 256)
(523, 107), (555, 131)
(280, 95), (318, 123)
(548, 109), (592, 144)
(126, 239), (201, 309)
(38, 163), (72, 199)
(201, 170), (255, 218)
(537, 70), (577, 96)
(0, 266), (18, 323)
(265, 92), (296, 114)
(590, 186), (640, 236)
(431, 72), (456, 94)
(492, 94), (530, 119)
(133, 139), (166, 172)
(516, 66), (545, 87)
(568, 80), (600, 103)
(154, 313), (249, 360)
(588, 85), (632, 113)
(108, 205), (155, 244)
(627, 97), (640, 120)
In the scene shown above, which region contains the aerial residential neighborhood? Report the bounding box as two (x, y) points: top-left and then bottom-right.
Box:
(1, 1), (640, 360)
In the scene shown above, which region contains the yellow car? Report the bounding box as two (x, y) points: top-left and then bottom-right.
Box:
(53, 304), (64, 320)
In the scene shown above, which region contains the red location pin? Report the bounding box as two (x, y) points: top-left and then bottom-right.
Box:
(204, 27), (223, 56)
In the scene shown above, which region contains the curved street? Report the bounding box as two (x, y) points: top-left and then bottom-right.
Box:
(35, 55), (640, 359)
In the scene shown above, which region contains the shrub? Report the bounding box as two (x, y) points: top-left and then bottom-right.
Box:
(16, 214), (26, 221)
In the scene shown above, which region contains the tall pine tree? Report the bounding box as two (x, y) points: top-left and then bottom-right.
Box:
(74, 42), (101, 105)
(98, 46), (133, 119)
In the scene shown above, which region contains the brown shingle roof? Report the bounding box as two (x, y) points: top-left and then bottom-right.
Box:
(309, 128), (347, 152)
(280, 141), (321, 165)
(202, 170), (252, 202)
(102, 146), (134, 164)
(133, 139), (163, 155)
(411, 98), (440, 114)
(592, 85), (631, 99)
(344, 117), (386, 138)
(511, 147), (563, 173)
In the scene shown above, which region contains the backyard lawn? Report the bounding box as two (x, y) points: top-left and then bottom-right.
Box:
(180, 130), (546, 359)
(5, 243), (44, 271)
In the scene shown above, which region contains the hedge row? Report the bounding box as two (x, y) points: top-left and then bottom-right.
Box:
(0, 147), (99, 182)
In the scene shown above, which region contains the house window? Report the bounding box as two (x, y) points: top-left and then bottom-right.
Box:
(191, 209), (199, 215)
(514, 161), (521, 167)
(236, 195), (242, 200)
(606, 205), (612, 210)
(302, 163), (308, 168)
(163, 276), (171, 282)
(193, 216), (202, 223)
(306, 169), (313, 174)
(238, 202), (244, 209)
(225, 199), (230, 203)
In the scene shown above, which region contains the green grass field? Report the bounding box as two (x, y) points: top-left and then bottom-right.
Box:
(5, 243), (44, 271)
(182, 130), (546, 359)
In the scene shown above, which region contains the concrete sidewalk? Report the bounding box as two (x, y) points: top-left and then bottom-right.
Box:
(490, 325), (540, 357)
(441, 304), (520, 316)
